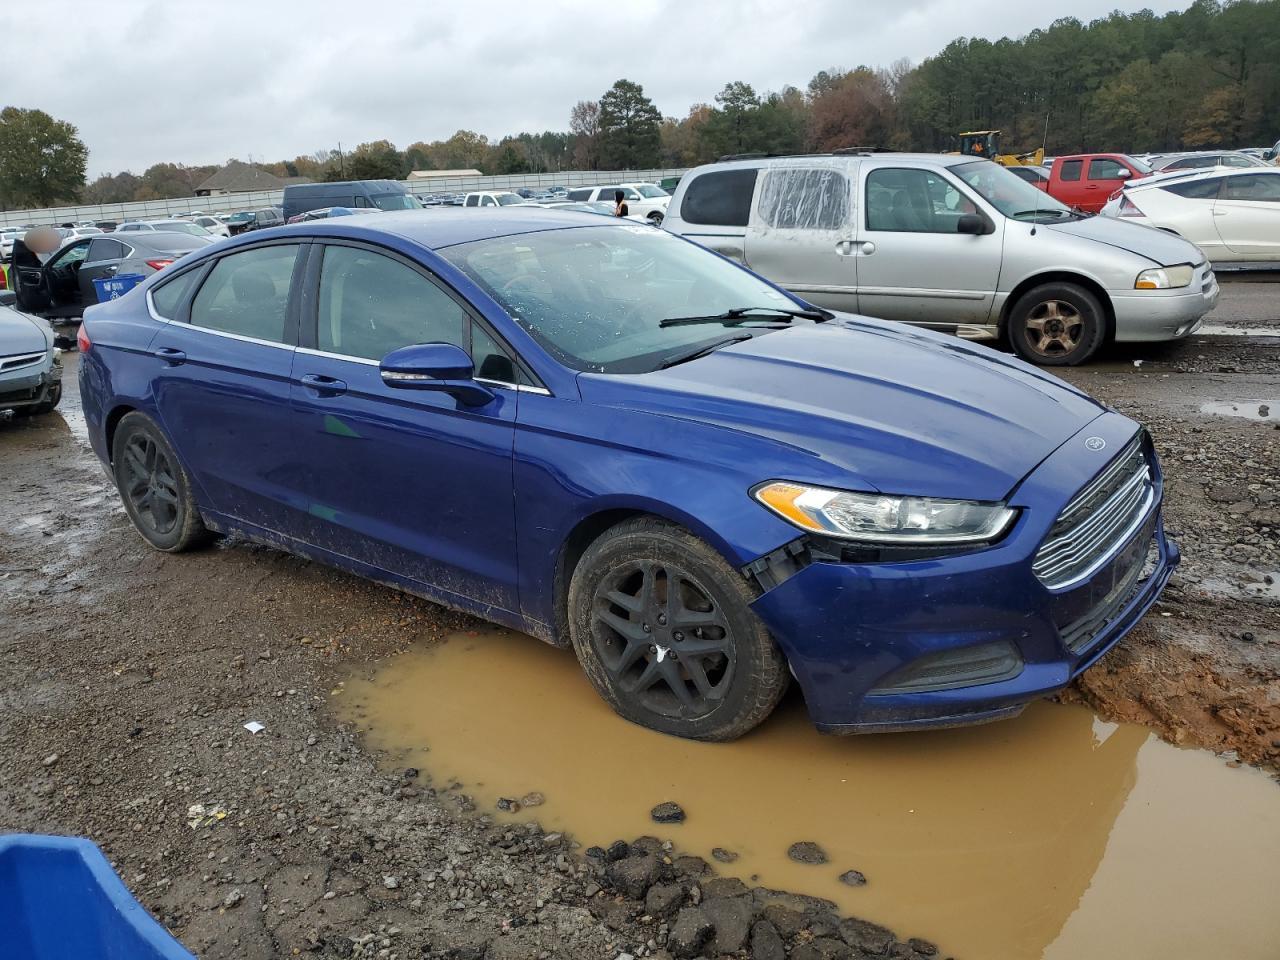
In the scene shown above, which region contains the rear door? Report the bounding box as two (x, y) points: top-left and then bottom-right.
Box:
(744, 164), (858, 313)
(147, 241), (308, 533)
(672, 167), (759, 263)
(78, 237), (130, 304)
(1212, 173), (1280, 259)
(288, 240), (521, 611)
(1050, 159), (1087, 208)
(853, 165), (1002, 327)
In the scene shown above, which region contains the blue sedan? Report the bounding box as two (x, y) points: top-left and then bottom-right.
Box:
(78, 209), (1178, 740)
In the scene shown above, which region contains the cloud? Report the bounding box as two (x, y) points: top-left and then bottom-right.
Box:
(1, 0), (1190, 176)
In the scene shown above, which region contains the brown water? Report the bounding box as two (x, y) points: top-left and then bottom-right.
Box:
(340, 629), (1280, 960)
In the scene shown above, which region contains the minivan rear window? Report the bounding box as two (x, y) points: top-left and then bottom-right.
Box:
(681, 169), (759, 226)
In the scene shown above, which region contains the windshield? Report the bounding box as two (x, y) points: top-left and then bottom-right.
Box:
(228, 213), (252, 222)
(441, 225), (808, 374)
(952, 161), (1074, 221)
(1127, 155), (1154, 174)
(633, 184), (668, 198)
(496, 193), (525, 206)
(373, 193), (421, 211)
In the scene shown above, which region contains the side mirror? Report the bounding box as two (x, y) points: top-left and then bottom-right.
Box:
(957, 214), (991, 235)
(1116, 168), (1133, 179)
(380, 342), (494, 406)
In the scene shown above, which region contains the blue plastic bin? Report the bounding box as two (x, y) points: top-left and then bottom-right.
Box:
(0, 834), (195, 959)
(92, 274), (145, 303)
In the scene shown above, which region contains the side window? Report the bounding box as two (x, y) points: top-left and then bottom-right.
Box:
(1163, 178), (1223, 200)
(471, 322), (526, 385)
(1221, 174), (1280, 202)
(865, 169), (968, 234)
(1224, 155), (1253, 168)
(189, 244), (299, 343)
(353, 196), (371, 208)
(53, 241), (91, 265)
(87, 238), (126, 262)
(1059, 160), (1083, 182)
(481, 196), (496, 207)
(680, 169), (759, 226)
(758, 168), (850, 230)
(622, 188), (641, 200)
(150, 268), (203, 320)
(567, 188), (592, 201)
(1088, 158), (1127, 180)
(465, 195), (479, 207)
(316, 245), (467, 362)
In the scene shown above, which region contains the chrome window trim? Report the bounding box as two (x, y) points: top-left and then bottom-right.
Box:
(294, 348), (550, 395)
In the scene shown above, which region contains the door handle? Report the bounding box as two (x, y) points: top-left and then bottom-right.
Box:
(836, 239), (856, 256)
(300, 373), (348, 396)
(154, 347), (186, 365)
(1212, 210), (1227, 216)
(1085, 184), (1099, 190)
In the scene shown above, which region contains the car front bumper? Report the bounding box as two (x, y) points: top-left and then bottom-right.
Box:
(748, 412), (1179, 733)
(1110, 269), (1219, 342)
(0, 355), (60, 411)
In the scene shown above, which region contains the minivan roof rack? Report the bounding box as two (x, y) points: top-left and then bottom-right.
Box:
(716, 147), (890, 163)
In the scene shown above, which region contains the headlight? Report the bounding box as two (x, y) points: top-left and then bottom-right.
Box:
(754, 482), (1016, 544)
(1135, 264), (1194, 289)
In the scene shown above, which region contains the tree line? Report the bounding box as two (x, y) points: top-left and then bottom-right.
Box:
(1, 0), (1276, 209)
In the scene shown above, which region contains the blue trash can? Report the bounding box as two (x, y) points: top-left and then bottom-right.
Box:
(0, 834), (195, 959)
(92, 274), (146, 303)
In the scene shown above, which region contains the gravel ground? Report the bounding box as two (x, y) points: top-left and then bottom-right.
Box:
(0, 281), (1276, 958)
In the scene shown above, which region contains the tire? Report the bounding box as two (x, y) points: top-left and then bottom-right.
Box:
(12, 383), (61, 417)
(647, 212), (664, 226)
(1006, 282), (1106, 366)
(111, 411), (211, 552)
(568, 517), (788, 741)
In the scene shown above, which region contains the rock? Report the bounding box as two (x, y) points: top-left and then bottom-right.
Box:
(520, 791), (545, 807)
(382, 875), (399, 889)
(222, 888), (244, 909)
(651, 801), (686, 824)
(907, 938), (938, 956)
(606, 853), (660, 900)
(645, 882), (685, 918)
(672, 855), (711, 880)
(41, 754), (59, 767)
(839, 916), (896, 955)
(496, 797), (521, 813)
(792, 938), (853, 960)
(750, 919), (786, 960)
(711, 847), (739, 863)
(630, 835), (664, 857)
(703, 896), (753, 954)
(761, 904), (808, 938)
(838, 869), (867, 887)
(668, 906), (714, 959)
(700, 876), (750, 900)
(787, 841), (828, 865)
(605, 840), (631, 863)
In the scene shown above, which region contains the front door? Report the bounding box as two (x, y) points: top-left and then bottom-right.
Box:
(289, 241), (520, 613)
(40, 239), (92, 319)
(855, 166), (1003, 328)
(1213, 173), (1280, 259)
(744, 165), (859, 314)
(147, 241), (308, 533)
(1078, 157), (1137, 213)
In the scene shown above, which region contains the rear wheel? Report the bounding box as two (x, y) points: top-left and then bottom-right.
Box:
(568, 517), (788, 741)
(1007, 282), (1106, 366)
(111, 412), (211, 552)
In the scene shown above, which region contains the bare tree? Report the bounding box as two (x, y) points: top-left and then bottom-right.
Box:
(570, 100), (601, 169)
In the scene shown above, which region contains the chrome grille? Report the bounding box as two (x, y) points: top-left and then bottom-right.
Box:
(1, 351), (44, 372)
(1033, 434), (1154, 590)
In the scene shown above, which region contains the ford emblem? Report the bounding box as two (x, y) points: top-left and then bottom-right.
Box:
(1084, 437), (1107, 451)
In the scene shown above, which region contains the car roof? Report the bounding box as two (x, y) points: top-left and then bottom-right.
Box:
(695, 153), (982, 174)
(273, 207), (616, 250)
(1126, 165), (1279, 190)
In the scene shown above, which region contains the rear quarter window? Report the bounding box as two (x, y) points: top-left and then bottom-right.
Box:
(1162, 178), (1222, 200)
(150, 268), (203, 320)
(680, 169), (760, 227)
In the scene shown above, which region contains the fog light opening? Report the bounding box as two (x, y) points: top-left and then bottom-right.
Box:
(867, 640), (1024, 695)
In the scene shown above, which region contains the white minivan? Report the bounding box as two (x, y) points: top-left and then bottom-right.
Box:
(663, 153), (1219, 365)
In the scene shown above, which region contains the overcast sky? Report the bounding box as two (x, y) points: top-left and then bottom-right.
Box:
(5, 0), (1189, 177)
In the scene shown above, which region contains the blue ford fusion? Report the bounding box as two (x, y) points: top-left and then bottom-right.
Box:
(78, 209), (1178, 741)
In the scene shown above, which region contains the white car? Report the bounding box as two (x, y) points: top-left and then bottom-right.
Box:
(1100, 167), (1280, 264)
(185, 215), (231, 238)
(116, 219), (220, 242)
(463, 191), (527, 208)
(565, 183), (670, 223)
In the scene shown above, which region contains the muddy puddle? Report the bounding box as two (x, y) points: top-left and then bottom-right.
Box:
(1199, 399), (1276, 422)
(1196, 324), (1280, 338)
(341, 629), (1280, 960)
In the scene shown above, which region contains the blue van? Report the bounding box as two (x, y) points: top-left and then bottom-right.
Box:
(282, 180), (420, 221)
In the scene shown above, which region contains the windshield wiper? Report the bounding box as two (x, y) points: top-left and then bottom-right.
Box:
(656, 333), (755, 369)
(659, 305), (831, 328)
(1011, 208), (1074, 221)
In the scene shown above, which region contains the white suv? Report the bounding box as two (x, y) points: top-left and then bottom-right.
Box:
(565, 183), (669, 223)
(464, 191), (526, 208)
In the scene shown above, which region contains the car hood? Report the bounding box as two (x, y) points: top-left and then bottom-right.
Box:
(0, 306), (51, 356)
(1044, 214), (1204, 266)
(580, 317), (1106, 501)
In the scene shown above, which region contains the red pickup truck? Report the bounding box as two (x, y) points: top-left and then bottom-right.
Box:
(1045, 154), (1152, 212)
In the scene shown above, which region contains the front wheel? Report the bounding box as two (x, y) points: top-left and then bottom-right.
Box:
(1006, 282), (1106, 366)
(568, 518), (788, 741)
(111, 411), (212, 552)
(647, 212), (664, 227)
